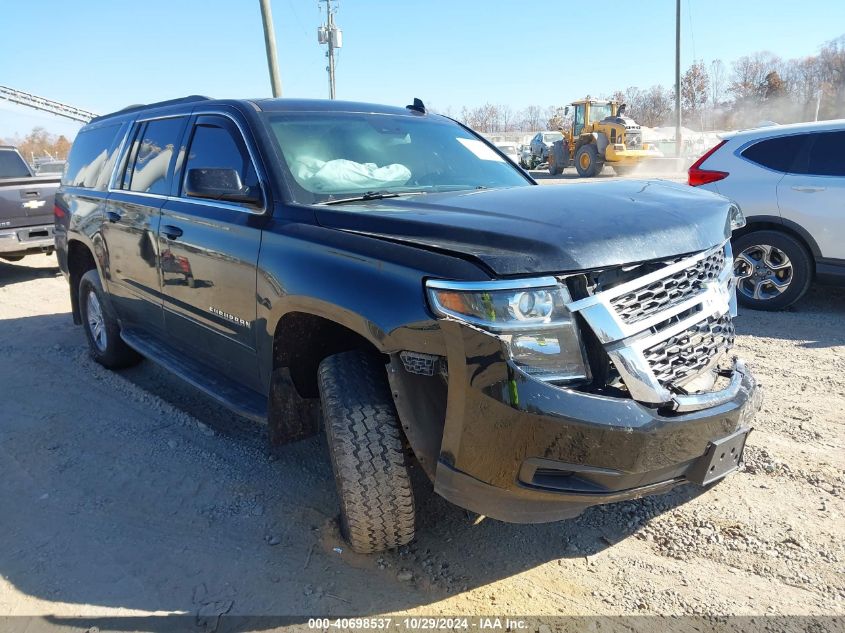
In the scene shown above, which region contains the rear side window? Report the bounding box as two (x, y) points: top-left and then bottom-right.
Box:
(63, 123), (123, 190)
(740, 134), (809, 173)
(125, 117), (187, 195)
(806, 131), (845, 177)
(181, 118), (258, 204)
(0, 150), (31, 178)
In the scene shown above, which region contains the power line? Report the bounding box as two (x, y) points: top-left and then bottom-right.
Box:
(687, 0), (697, 62)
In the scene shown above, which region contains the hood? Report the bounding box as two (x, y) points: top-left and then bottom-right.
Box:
(314, 180), (733, 276)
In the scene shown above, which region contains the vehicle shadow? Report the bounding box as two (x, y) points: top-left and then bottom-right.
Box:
(734, 284), (845, 349)
(0, 312), (707, 624)
(0, 258), (61, 287)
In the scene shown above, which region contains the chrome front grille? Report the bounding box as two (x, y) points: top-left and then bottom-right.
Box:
(643, 314), (735, 387)
(566, 241), (737, 407)
(611, 248), (727, 324)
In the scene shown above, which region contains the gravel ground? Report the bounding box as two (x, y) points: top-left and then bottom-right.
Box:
(0, 240), (843, 623)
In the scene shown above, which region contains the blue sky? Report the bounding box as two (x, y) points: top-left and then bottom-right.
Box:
(1, 0), (843, 139)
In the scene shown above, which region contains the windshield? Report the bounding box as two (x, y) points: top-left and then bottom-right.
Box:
(496, 144), (517, 153)
(590, 104), (612, 122)
(265, 112), (530, 204)
(542, 133), (563, 144)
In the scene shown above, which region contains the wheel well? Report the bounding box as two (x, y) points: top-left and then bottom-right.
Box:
(732, 220), (817, 276)
(272, 311), (383, 398)
(574, 136), (595, 152)
(67, 240), (97, 324)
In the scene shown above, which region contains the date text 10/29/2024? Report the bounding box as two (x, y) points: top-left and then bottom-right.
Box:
(308, 617), (529, 630)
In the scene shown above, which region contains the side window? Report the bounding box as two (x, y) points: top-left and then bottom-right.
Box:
(740, 134), (808, 173)
(181, 117), (259, 206)
(125, 117), (187, 195)
(574, 106), (585, 136)
(63, 123), (123, 190)
(806, 132), (845, 177)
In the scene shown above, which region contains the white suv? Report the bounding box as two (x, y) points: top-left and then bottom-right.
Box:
(689, 120), (845, 310)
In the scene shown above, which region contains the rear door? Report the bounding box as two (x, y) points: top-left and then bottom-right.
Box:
(777, 130), (845, 259)
(158, 113), (266, 391)
(104, 115), (188, 332)
(712, 134), (806, 213)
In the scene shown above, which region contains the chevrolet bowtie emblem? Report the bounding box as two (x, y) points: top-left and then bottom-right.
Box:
(22, 200), (46, 210)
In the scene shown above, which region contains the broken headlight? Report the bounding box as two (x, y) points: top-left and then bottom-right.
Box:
(426, 278), (590, 383)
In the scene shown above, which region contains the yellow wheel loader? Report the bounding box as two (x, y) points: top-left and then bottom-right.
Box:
(547, 99), (661, 177)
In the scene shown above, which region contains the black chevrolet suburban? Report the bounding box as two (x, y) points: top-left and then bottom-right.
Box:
(55, 96), (762, 553)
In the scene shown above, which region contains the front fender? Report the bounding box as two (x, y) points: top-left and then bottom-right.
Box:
(255, 220), (488, 388)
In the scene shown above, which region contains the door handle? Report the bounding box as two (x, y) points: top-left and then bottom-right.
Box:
(106, 211), (122, 223)
(791, 186), (826, 193)
(162, 225), (183, 240)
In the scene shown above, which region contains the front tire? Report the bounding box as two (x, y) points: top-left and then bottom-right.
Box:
(78, 269), (142, 369)
(575, 144), (602, 177)
(732, 230), (812, 311)
(318, 351), (415, 553)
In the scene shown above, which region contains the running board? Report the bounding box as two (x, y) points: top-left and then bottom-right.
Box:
(120, 330), (267, 423)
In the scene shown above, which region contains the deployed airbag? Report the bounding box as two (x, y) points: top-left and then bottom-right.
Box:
(292, 157), (411, 192)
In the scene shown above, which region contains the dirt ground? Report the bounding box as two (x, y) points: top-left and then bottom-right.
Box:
(1, 227), (843, 624)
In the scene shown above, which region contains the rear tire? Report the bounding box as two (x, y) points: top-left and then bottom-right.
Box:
(575, 144), (602, 177)
(78, 269), (142, 369)
(731, 230), (812, 311)
(318, 351), (415, 553)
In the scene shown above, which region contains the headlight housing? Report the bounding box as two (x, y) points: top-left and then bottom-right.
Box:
(426, 277), (590, 383)
(729, 203), (746, 230)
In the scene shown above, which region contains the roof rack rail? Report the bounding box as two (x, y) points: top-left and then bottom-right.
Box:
(93, 95), (212, 121)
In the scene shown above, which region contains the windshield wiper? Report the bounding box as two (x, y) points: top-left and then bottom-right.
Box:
(318, 190), (427, 206)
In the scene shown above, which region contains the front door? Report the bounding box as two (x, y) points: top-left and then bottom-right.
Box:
(104, 116), (188, 332)
(777, 130), (845, 259)
(573, 104), (586, 137)
(159, 114), (266, 391)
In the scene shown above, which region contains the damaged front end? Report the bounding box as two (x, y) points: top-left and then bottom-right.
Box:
(392, 236), (762, 523)
(565, 240), (746, 412)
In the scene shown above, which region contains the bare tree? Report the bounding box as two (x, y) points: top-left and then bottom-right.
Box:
(682, 61), (710, 129)
(520, 105), (544, 131)
(710, 59), (726, 109)
(640, 85), (674, 127)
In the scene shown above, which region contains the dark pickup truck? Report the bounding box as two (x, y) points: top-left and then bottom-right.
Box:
(0, 145), (60, 261)
(56, 96), (762, 554)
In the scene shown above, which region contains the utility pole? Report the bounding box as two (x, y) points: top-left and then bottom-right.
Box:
(318, 0), (342, 99)
(259, 0), (283, 97)
(675, 0), (682, 158)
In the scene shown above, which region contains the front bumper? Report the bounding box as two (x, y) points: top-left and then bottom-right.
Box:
(0, 224), (55, 256)
(425, 321), (761, 524)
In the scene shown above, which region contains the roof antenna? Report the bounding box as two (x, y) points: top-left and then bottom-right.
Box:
(406, 98), (426, 114)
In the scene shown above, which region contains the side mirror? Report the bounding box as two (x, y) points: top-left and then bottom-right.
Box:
(564, 106), (570, 116)
(185, 168), (262, 207)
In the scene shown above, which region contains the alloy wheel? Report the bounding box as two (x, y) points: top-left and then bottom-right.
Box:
(86, 290), (108, 352)
(734, 243), (793, 301)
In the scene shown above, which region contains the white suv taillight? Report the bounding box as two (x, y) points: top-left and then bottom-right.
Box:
(688, 141), (729, 186)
